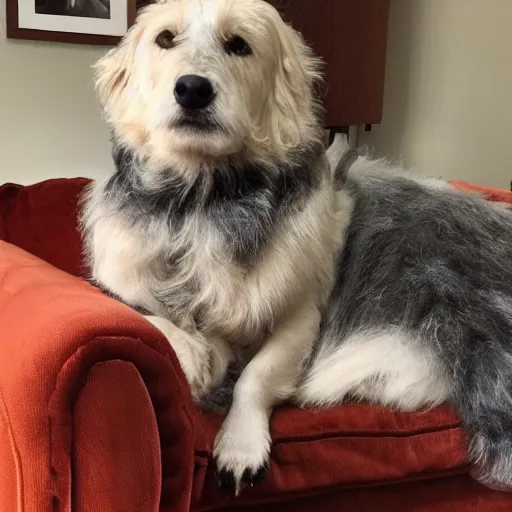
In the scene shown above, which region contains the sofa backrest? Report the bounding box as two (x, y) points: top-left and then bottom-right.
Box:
(0, 178), (91, 277)
(0, 177), (510, 278)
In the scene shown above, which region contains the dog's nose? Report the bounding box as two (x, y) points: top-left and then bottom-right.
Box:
(174, 75), (215, 110)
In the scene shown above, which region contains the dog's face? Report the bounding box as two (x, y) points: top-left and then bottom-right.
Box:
(94, 0), (322, 168)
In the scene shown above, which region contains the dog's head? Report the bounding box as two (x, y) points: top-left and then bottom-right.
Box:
(94, 0), (323, 171)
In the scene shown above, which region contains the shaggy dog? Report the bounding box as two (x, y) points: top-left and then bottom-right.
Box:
(82, 0), (512, 496)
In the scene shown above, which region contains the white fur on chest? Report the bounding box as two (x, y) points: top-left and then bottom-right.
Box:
(87, 182), (346, 344)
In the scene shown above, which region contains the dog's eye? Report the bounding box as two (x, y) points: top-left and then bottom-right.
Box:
(156, 30), (176, 49)
(224, 36), (252, 56)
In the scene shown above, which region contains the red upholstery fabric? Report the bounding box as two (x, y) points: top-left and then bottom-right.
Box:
(0, 242), (195, 512)
(0, 179), (89, 277)
(74, 361), (162, 511)
(191, 406), (469, 509)
(451, 180), (512, 205)
(0, 177), (511, 511)
(226, 476), (512, 512)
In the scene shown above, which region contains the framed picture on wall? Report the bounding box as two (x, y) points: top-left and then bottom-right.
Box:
(6, 0), (137, 45)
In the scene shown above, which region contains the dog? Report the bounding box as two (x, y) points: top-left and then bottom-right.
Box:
(81, 0), (512, 496)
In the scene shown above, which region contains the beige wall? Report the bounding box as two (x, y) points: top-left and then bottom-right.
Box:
(0, 0), (113, 185)
(363, 0), (512, 189)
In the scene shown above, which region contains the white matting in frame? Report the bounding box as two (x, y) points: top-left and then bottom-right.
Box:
(18, 0), (128, 37)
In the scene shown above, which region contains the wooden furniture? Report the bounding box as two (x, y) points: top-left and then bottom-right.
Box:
(269, 0), (390, 130)
(6, 0), (137, 45)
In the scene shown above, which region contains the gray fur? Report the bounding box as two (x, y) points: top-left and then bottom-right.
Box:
(200, 357), (245, 413)
(107, 140), (322, 264)
(84, 136), (325, 318)
(314, 167), (512, 489)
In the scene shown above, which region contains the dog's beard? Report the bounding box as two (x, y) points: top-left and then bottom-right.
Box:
(169, 109), (224, 134)
(161, 109), (244, 160)
(154, 123), (243, 163)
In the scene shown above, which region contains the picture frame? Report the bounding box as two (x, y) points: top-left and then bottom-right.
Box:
(6, 0), (138, 45)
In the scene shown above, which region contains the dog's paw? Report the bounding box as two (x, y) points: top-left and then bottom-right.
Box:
(212, 410), (271, 495)
(143, 315), (211, 400)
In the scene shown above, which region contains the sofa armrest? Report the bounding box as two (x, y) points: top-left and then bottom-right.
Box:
(0, 241), (195, 512)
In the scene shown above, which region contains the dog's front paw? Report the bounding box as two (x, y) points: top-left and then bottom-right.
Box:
(213, 410), (270, 495)
(144, 315), (211, 401)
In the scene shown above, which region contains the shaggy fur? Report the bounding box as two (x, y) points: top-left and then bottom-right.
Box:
(301, 139), (512, 491)
(82, 0), (512, 496)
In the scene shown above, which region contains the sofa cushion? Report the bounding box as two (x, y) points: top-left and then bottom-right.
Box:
(192, 405), (468, 508)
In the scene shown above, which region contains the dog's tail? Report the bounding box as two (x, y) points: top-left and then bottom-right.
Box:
(326, 133), (359, 189)
(467, 429), (512, 492)
(326, 133), (350, 169)
(454, 369), (512, 491)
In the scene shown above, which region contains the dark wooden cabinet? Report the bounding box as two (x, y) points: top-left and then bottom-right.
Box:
(268, 0), (390, 128)
(136, 0), (390, 128)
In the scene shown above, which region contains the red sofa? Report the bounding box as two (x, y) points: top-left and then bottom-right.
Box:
(1, 177), (512, 512)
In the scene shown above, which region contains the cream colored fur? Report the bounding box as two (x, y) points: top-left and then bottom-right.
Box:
(93, 0), (322, 180)
(83, 0), (345, 495)
(84, 2), (512, 492)
(298, 329), (450, 411)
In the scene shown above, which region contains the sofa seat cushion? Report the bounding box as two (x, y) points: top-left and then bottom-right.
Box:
(191, 404), (468, 508)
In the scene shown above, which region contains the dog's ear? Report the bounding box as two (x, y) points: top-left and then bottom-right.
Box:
(269, 18), (323, 149)
(92, 22), (143, 109)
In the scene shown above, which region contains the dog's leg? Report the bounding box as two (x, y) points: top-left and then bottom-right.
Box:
(297, 337), (387, 407)
(145, 316), (231, 402)
(297, 330), (449, 411)
(213, 301), (320, 495)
